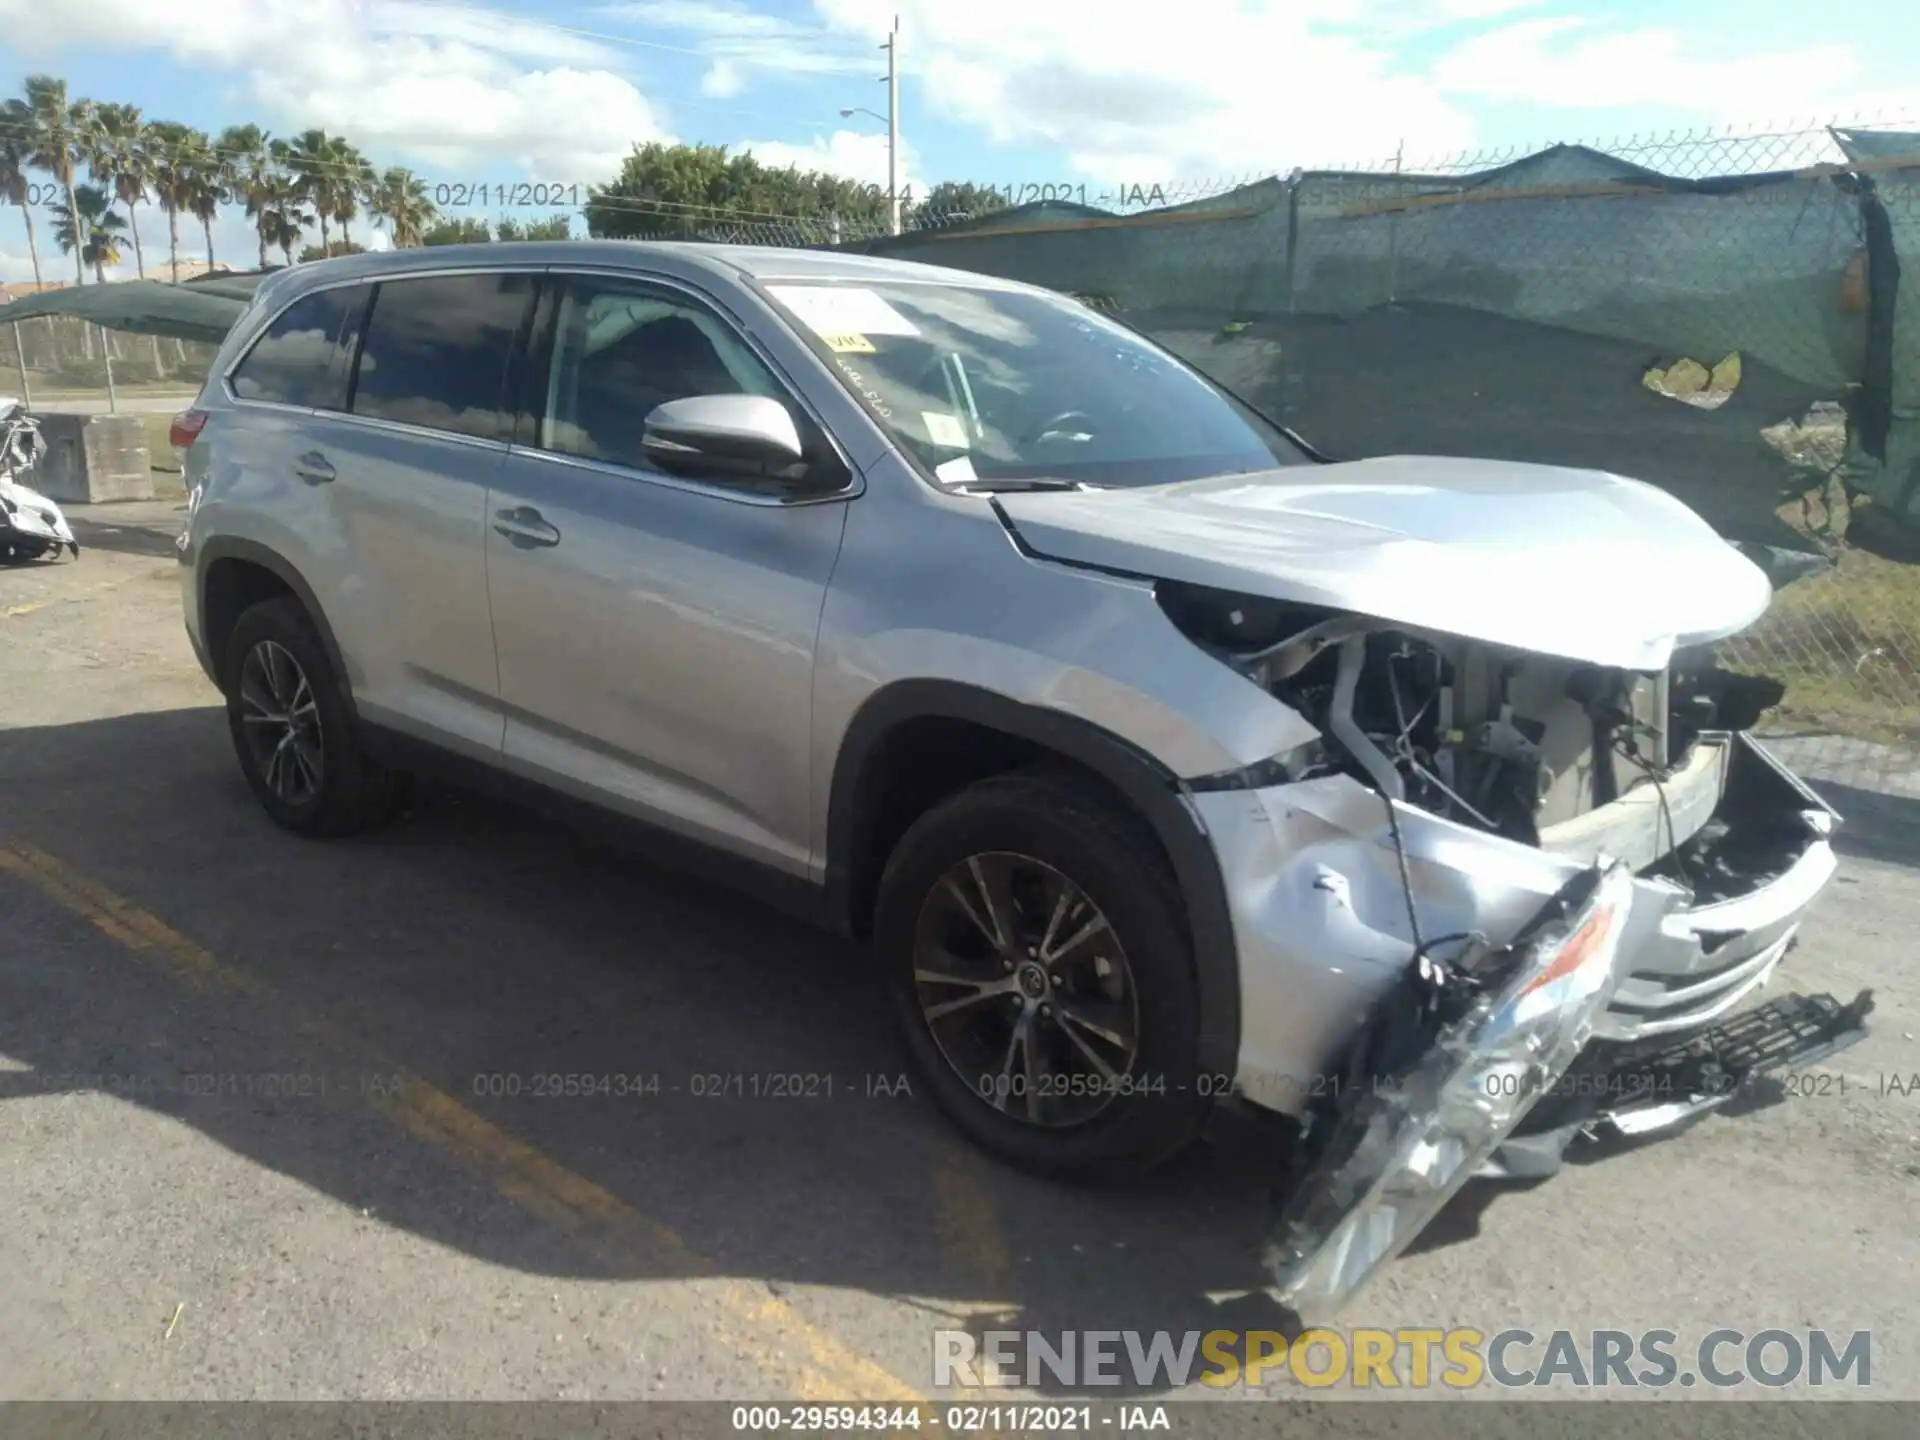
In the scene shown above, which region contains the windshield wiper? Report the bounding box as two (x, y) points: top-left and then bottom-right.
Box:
(955, 477), (1089, 494)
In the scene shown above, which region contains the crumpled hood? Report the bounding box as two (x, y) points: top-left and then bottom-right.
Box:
(993, 455), (1774, 670)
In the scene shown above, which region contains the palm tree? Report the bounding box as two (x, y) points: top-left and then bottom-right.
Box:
(259, 176), (312, 266)
(277, 130), (338, 253)
(0, 100), (45, 290)
(369, 166), (436, 248)
(23, 75), (94, 284)
(173, 129), (222, 270)
(218, 123), (277, 269)
(52, 182), (128, 282)
(87, 101), (152, 278)
(146, 120), (197, 281)
(333, 142), (374, 249)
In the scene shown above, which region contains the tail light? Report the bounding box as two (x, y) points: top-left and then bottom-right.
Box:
(169, 409), (209, 451)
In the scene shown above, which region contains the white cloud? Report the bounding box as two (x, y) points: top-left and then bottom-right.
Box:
(0, 0), (670, 184)
(735, 129), (914, 192)
(1, 248), (48, 286)
(1432, 0), (1543, 20)
(599, 0), (876, 77)
(701, 60), (746, 99)
(1429, 17), (1866, 118)
(799, 0), (1905, 181)
(813, 0), (1477, 180)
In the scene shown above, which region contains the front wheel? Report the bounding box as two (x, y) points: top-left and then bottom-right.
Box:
(875, 771), (1210, 1181)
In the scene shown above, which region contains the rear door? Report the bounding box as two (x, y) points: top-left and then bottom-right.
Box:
(484, 269), (855, 876)
(302, 268), (537, 759)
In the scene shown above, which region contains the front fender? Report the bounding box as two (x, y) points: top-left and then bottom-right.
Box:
(823, 678), (1246, 1079)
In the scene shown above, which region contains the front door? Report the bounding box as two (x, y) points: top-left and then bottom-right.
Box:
(485, 272), (853, 876)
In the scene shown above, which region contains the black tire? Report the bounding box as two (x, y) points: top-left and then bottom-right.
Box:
(1, 536), (50, 563)
(875, 770), (1211, 1182)
(222, 596), (401, 837)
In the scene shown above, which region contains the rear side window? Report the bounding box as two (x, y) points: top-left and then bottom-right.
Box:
(349, 273), (535, 441)
(229, 285), (365, 408)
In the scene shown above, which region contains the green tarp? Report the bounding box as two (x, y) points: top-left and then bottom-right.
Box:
(0, 271), (272, 343)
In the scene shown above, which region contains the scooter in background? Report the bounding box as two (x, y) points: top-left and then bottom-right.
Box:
(0, 397), (79, 563)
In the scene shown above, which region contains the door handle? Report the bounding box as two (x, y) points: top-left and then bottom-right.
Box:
(492, 506), (562, 547)
(292, 451), (335, 485)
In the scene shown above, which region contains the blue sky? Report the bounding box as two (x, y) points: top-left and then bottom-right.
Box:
(2, 0), (1916, 280)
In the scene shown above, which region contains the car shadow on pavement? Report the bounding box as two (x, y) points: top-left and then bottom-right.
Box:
(0, 703), (1358, 1398)
(64, 507), (187, 560)
(1809, 778), (1920, 870)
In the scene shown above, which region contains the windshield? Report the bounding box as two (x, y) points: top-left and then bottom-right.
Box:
(759, 279), (1310, 489)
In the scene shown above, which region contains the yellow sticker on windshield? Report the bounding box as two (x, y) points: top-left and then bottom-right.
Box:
(823, 331), (876, 354)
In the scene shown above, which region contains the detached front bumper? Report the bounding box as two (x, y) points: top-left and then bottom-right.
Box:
(1205, 733), (1869, 1318)
(0, 480), (78, 555)
(1194, 732), (1847, 1123)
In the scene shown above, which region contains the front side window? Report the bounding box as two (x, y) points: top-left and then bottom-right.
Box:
(760, 279), (1310, 489)
(535, 276), (792, 469)
(230, 284), (367, 409)
(349, 272), (535, 441)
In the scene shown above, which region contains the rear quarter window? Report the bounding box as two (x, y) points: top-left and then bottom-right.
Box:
(229, 285), (367, 408)
(349, 272), (535, 441)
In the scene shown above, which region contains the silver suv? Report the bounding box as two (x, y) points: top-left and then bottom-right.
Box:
(177, 243), (1852, 1243)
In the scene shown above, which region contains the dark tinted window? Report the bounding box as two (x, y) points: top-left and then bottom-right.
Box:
(350, 273), (533, 440)
(230, 285), (365, 408)
(536, 276), (791, 468)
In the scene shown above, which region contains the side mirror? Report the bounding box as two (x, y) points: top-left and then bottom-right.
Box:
(641, 394), (810, 484)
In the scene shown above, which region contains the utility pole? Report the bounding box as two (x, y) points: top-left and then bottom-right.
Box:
(884, 15), (901, 235)
(10, 322), (31, 409)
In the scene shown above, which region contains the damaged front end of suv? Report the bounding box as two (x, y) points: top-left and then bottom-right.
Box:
(1159, 579), (1872, 1316)
(992, 458), (1873, 1316)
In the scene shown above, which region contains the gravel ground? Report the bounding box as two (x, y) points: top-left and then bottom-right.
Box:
(1, 501), (1915, 1417)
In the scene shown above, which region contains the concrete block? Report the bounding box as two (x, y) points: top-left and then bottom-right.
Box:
(34, 412), (155, 504)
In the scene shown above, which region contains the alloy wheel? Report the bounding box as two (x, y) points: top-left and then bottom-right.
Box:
(912, 851), (1141, 1127)
(237, 638), (325, 805)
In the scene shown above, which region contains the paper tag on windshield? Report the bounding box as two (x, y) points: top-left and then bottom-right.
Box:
(769, 284), (920, 340)
(922, 411), (969, 448)
(934, 455), (977, 485)
(824, 332), (876, 354)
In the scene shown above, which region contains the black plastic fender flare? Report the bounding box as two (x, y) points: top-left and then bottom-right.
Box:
(825, 679), (1242, 1078)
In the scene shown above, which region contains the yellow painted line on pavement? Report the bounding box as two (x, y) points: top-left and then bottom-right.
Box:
(3, 572), (154, 619)
(0, 840), (924, 1404)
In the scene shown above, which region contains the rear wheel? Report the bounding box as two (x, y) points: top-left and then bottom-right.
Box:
(875, 771), (1210, 1181)
(222, 596), (402, 837)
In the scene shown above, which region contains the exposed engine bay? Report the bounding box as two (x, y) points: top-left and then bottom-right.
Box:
(1159, 580), (1788, 860)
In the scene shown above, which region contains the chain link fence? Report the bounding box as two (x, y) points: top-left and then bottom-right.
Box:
(2, 311), (220, 399)
(6, 121), (1917, 801)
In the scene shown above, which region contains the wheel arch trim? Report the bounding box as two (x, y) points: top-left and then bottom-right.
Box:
(197, 536), (354, 709)
(824, 679), (1241, 1076)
